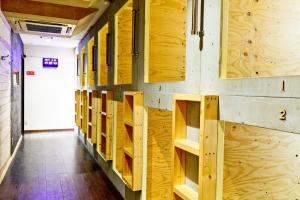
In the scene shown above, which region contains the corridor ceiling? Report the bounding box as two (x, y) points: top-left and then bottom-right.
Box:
(0, 0), (111, 40)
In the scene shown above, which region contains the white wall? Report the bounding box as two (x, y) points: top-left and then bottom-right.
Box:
(24, 45), (75, 130)
(0, 11), (11, 177)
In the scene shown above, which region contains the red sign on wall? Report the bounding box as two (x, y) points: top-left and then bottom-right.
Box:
(26, 71), (35, 75)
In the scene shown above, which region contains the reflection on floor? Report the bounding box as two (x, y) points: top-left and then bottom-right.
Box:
(0, 131), (123, 200)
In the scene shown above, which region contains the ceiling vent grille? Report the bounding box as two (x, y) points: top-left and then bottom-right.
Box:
(26, 24), (62, 34)
(13, 19), (76, 37)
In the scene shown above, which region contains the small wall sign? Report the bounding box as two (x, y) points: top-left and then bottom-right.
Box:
(43, 58), (58, 67)
(26, 71), (35, 75)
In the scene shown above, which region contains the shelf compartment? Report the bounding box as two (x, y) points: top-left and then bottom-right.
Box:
(123, 154), (133, 187)
(172, 94), (219, 200)
(174, 139), (199, 156)
(101, 115), (106, 133)
(101, 91), (113, 115)
(123, 91), (144, 126)
(101, 135), (106, 156)
(173, 184), (198, 200)
(124, 124), (133, 149)
(123, 147), (133, 158)
(98, 91), (113, 161)
(122, 91), (143, 191)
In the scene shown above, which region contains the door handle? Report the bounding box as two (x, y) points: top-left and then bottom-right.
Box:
(198, 0), (205, 51)
(131, 9), (138, 57)
(191, 0), (198, 35)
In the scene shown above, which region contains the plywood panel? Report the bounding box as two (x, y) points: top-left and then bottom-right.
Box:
(221, 0), (300, 78)
(147, 108), (172, 200)
(80, 47), (86, 86)
(145, 0), (186, 83)
(97, 23), (108, 86)
(87, 37), (95, 87)
(115, 101), (125, 173)
(114, 1), (132, 85)
(223, 122), (300, 199)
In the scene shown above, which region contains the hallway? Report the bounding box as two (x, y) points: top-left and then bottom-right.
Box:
(0, 131), (123, 200)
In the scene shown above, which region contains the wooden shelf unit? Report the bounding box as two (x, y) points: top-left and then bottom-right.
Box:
(172, 94), (219, 200)
(114, 0), (133, 85)
(75, 90), (81, 126)
(122, 91), (143, 191)
(98, 91), (113, 161)
(87, 90), (97, 144)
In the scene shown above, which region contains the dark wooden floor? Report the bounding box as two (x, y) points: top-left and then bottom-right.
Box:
(0, 131), (123, 200)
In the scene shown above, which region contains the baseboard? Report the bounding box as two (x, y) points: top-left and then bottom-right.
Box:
(24, 128), (74, 133)
(0, 135), (23, 184)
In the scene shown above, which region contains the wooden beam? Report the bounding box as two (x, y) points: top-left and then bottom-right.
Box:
(1, 0), (98, 20)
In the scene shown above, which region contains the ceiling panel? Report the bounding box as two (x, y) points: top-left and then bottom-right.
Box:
(29, 0), (100, 8)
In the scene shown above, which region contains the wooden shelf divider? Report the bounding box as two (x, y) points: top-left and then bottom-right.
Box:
(122, 91), (143, 191)
(86, 90), (97, 144)
(98, 90), (113, 161)
(172, 94), (219, 200)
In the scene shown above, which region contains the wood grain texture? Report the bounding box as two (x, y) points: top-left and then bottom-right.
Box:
(75, 90), (81, 126)
(80, 48), (86, 87)
(97, 23), (108, 86)
(1, 0), (98, 20)
(147, 108), (172, 200)
(222, 0), (300, 78)
(114, 101), (125, 174)
(99, 91), (113, 160)
(91, 91), (97, 144)
(199, 96), (219, 200)
(96, 97), (102, 154)
(223, 122), (300, 199)
(145, 0), (186, 83)
(122, 91), (143, 191)
(87, 38), (95, 87)
(114, 1), (132, 85)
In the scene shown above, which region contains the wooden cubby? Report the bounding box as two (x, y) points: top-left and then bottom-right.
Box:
(122, 91), (143, 191)
(98, 91), (113, 161)
(81, 90), (88, 134)
(87, 37), (95, 87)
(114, 0), (133, 85)
(123, 91), (143, 126)
(97, 23), (108, 86)
(172, 94), (218, 200)
(75, 90), (81, 126)
(80, 47), (86, 86)
(87, 90), (97, 144)
(144, 0), (186, 83)
(221, 0), (300, 78)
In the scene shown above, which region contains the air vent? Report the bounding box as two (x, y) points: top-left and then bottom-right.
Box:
(11, 19), (76, 37)
(26, 24), (62, 34)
